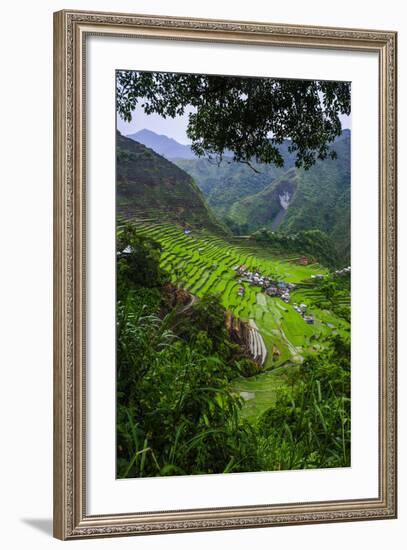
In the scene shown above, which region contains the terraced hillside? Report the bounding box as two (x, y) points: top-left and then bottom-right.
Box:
(131, 220), (350, 418)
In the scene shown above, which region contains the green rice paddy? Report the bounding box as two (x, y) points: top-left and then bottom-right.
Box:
(133, 221), (350, 421)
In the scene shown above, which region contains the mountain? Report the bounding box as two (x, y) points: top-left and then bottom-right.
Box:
(116, 131), (223, 232)
(229, 130), (351, 260)
(126, 129), (196, 159)
(174, 130), (351, 262)
(229, 168), (300, 230)
(120, 127), (351, 262)
(127, 129), (234, 161)
(174, 140), (296, 218)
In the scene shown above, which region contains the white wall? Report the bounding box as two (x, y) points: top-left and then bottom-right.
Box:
(0, 1), (405, 548)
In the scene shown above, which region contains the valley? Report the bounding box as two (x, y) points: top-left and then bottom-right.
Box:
(128, 220), (350, 421)
(116, 95), (351, 475)
(132, 128), (351, 264)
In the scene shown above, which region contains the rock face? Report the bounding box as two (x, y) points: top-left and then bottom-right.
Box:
(247, 319), (267, 366)
(226, 311), (267, 366)
(279, 190), (291, 210)
(227, 169), (299, 231)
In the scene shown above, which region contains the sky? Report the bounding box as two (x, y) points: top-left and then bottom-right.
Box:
(116, 104), (351, 144)
(116, 106), (196, 144)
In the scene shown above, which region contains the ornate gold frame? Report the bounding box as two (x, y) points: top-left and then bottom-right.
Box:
(53, 9), (397, 540)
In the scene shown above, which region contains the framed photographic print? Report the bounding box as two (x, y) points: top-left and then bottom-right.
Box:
(53, 9), (397, 540)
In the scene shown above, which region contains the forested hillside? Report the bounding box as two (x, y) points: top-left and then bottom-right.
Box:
(175, 130), (351, 262)
(230, 130), (350, 260)
(116, 131), (223, 232)
(173, 140), (295, 219)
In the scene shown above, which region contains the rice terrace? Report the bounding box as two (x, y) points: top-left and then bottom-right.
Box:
(116, 70), (352, 478)
(125, 220), (349, 420)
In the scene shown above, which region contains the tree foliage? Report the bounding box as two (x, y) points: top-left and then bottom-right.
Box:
(252, 228), (340, 268)
(116, 222), (169, 298)
(117, 71), (351, 169)
(116, 224), (256, 476)
(256, 334), (350, 470)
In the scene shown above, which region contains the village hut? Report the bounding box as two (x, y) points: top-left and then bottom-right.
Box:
(298, 256), (309, 265)
(266, 286), (278, 296)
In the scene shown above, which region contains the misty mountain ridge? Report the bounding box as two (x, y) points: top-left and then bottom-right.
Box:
(128, 127), (350, 163)
(127, 128), (234, 160)
(126, 129), (196, 159)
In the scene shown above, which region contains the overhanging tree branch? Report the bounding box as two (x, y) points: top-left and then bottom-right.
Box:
(116, 71), (351, 170)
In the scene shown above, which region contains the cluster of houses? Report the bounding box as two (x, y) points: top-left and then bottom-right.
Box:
(234, 264), (296, 303)
(234, 264), (316, 325)
(264, 282), (296, 303)
(334, 266), (351, 276)
(292, 302), (315, 324)
(234, 264), (273, 289)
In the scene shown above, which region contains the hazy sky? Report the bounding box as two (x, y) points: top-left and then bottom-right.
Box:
(116, 105), (351, 144)
(117, 106), (196, 144)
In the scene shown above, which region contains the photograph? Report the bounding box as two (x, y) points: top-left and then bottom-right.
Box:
(115, 70), (352, 479)
(52, 8), (396, 539)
